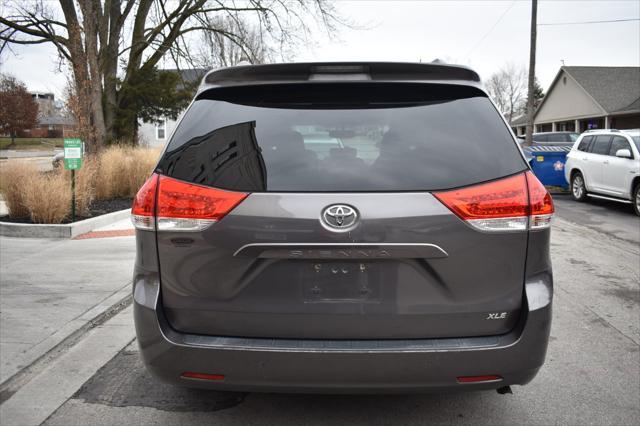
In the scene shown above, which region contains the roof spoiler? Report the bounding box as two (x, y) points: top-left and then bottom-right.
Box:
(201, 62), (481, 89)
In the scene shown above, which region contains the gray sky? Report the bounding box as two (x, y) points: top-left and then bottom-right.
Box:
(1, 0), (638, 98)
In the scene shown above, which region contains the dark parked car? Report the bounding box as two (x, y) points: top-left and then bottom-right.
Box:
(131, 62), (554, 393)
(532, 131), (579, 145)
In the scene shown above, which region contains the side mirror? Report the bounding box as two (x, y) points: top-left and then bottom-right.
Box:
(615, 149), (632, 159)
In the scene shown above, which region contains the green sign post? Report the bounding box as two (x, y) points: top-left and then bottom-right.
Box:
(63, 138), (83, 222)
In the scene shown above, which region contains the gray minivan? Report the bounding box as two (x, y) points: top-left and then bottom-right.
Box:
(132, 62), (554, 393)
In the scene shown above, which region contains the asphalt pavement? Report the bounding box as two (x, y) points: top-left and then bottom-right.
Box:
(0, 195), (638, 425)
(552, 193), (639, 245)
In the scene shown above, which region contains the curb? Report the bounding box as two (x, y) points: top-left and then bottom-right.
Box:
(0, 208), (131, 238)
(0, 283), (133, 399)
(0, 303), (135, 426)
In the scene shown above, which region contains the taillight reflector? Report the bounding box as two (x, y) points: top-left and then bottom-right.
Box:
(457, 375), (502, 383)
(181, 371), (225, 381)
(434, 171), (554, 232)
(131, 173), (248, 231)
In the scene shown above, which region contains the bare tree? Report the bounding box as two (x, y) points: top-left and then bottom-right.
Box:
(485, 64), (527, 123)
(0, 0), (343, 151)
(197, 16), (272, 68)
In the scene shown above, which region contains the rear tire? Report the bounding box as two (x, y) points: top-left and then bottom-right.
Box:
(633, 184), (640, 217)
(571, 172), (588, 202)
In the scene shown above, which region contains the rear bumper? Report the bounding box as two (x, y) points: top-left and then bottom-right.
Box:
(133, 272), (552, 393)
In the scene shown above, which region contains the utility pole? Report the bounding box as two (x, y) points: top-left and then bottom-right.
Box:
(525, 0), (537, 146)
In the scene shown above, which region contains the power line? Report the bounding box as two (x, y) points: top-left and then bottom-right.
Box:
(465, 0), (517, 59)
(539, 18), (639, 26)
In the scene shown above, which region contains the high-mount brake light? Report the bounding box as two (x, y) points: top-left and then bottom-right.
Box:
(131, 174), (248, 231)
(434, 171), (553, 232)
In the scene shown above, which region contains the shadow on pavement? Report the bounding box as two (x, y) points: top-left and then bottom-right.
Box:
(76, 349), (486, 417)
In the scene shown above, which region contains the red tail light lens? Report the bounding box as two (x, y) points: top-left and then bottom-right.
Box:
(434, 173), (529, 231)
(131, 174), (158, 230)
(434, 172), (553, 231)
(131, 174), (248, 231)
(526, 171), (554, 229)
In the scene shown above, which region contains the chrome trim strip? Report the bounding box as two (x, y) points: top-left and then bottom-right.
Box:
(587, 194), (632, 204)
(233, 243), (448, 258)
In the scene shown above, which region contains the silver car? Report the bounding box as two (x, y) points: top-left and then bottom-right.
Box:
(131, 62), (555, 393)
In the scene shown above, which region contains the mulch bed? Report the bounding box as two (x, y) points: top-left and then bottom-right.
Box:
(0, 197), (132, 224)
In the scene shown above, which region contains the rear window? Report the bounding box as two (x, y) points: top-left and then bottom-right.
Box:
(159, 84), (527, 192)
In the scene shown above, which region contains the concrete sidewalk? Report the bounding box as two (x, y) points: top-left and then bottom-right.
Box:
(0, 233), (135, 385)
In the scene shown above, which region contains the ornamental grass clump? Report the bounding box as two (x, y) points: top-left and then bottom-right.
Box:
(0, 146), (160, 223)
(94, 145), (159, 200)
(21, 169), (71, 223)
(0, 160), (37, 218)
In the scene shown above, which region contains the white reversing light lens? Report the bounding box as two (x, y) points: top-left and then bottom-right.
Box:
(529, 214), (553, 230)
(466, 217), (528, 232)
(156, 218), (216, 232)
(131, 214), (155, 231)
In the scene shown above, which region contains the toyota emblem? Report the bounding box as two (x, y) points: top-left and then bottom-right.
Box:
(322, 204), (358, 230)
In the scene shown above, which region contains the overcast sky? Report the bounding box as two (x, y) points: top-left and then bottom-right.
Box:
(1, 0), (638, 99)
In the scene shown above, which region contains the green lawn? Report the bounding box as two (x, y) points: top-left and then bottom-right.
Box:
(0, 138), (64, 150)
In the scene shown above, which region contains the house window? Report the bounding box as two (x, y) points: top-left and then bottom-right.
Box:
(156, 119), (166, 140)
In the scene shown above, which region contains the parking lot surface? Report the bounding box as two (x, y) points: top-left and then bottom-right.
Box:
(552, 193), (639, 245)
(1, 195), (639, 425)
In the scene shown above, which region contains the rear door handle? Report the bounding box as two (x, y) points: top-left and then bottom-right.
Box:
(603, 160), (609, 164)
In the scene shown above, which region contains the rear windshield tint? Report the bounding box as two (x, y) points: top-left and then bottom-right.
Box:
(158, 84), (526, 192)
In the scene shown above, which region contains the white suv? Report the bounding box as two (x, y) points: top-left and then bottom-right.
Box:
(565, 129), (640, 216)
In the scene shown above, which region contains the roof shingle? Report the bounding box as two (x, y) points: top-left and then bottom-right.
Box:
(563, 66), (640, 113)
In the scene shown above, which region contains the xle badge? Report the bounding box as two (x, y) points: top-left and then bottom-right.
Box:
(486, 312), (508, 320)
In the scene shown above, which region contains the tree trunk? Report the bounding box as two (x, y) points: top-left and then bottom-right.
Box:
(80, 0), (106, 153)
(102, 1), (122, 144)
(524, 0), (537, 147)
(103, 68), (118, 144)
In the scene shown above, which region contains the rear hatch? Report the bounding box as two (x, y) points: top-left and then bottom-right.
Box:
(149, 82), (538, 339)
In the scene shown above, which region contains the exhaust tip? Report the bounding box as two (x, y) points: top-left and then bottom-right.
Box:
(497, 385), (513, 395)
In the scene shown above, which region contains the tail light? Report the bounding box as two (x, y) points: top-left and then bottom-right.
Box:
(434, 171), (554, 232)
(131, 174), (248, 231)
(131, 174), (158, 231)
(526, 171), (554, 229)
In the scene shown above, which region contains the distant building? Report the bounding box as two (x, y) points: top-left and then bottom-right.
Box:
(138, 69), (207, 147)
(511, 66), (640, 136)
(18, 92), (78, 138)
